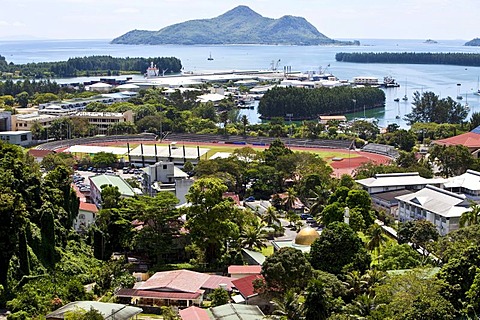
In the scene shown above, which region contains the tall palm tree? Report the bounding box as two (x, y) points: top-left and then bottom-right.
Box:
(241, 115), (249, 136)
(262, 206), (280, 227)
(366, 224), (388, 263)
(239, 223), (267, 251)
(309, 185), (330, 217)
(284, 187), (298, 212)
(460, 203), (480, 227)
(272, 289), (305, 320)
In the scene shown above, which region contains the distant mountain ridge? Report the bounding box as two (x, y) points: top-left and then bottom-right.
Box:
(112, 6), (359, 46)
(465, 38), (480, 46)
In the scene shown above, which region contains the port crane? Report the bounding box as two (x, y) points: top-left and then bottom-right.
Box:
(270, 59), (281, 71)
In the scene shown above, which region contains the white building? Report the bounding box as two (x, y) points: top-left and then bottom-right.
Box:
(142, 161), (193, 205)
(353, 76), (379, 86)
(13, 113), (58, 130)
(0, 130), (32, 146)
(396, 185), (471, 235)
(75, 110), (134, 134)
(0, 111), (12, 131)
(356, 172), (446, 195)
(128, 144), (210, 167)
(74, 202), (99, 232)
(89, 174), (138, 207)
(444, 169), (480, 201)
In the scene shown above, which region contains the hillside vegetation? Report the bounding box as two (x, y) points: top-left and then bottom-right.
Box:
(112, 6), (360, 46)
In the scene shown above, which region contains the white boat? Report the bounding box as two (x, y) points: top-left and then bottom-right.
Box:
(207, 52), (214, 61)
(457, 83), (463, 100)
(402, 78), (408, 101)
(475, 77), (480, 96)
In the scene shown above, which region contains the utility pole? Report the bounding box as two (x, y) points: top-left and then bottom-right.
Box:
(286, 113), (293, 146)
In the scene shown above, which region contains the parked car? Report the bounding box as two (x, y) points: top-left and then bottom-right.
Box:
(300, 214), (312, 220)
(244, 196), (255, 202)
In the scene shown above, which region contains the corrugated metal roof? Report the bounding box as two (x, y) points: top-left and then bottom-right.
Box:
(228, 265), (261, 275)
(210, 304), (264, 320)
(202, 275), (234, 291)
(45, 301), (142, 320)
(231, 275), (263, 298)
(179, 306), (210, 320)
(90, 174), (135, 197)
(116, 288), (202, 300)
(137, 270), (209, 293)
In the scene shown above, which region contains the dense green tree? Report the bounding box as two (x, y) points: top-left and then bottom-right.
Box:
(429, 144), (473, 177)
(310, 222), (371, 274)
(41, 152), (77, 172)
(398, 220), (439, 257)
(404, 91), (468, 124)
(15, 91), (29, 108)
(378, 244), (421, 271)
(185, 177), (243, 265)
(261, 247), (313, 294)
(271, 289), (305, 320)
(92, 151), (117, 168)
(319, 202), (345, 227)
(123, 192), (181, 264)
(209, 288), (230, 307)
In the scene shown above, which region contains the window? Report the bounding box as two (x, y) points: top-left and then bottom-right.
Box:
(20, 134), (27, 141)
(163, 165), (167, 169)
(78, 214), (85, 220)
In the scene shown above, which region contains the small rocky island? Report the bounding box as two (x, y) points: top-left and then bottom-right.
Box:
(112, 6), (359, 46)
(424, 39), (438, 44)
(465, 38), (480, 46)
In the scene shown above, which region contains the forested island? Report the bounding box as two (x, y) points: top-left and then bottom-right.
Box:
(112, 6), (359, 46)
(335, 52), (480, 67)
(0, 55), (182, 79)
(465, 38), (480, 46)
(258, 86), (385, 120)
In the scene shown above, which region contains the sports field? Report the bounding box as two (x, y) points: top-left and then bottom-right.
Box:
(62, 139), (391, 176)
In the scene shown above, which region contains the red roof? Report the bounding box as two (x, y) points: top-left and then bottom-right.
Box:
(79, 202), (98, 213)
(179, 306), (210, 320)
(202, 275), (234, 291)
(138, 270), (209, 293)
(116, 288), (202, 300)
(435, 132), (480, 148)
(231, 275), (264, 298)
(228, 265), (261, 275)
(27, 149), (55, 158)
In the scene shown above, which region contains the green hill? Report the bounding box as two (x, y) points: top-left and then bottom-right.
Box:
(465, 38), (480, 46)
(112, 6), (359, 46)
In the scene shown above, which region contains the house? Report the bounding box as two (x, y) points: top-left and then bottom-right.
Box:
(27, 149), (56, 162)
(0, 130), (32, 146)
(228, 265), (261, 279)
(45, 301), (142, 320)
(89, 174), (138, 207)
(115, 270), (235, 309)
(444, 169), (480, 201)
(142, 161), (193, 205)
(356, 172), (446, 194)
(0, 111), (12, 131)
(179, 304), (264, 320)
(231, 275), (269, 310)
(434, 126), (480, 158)
(74, 202), (99, 232)
(396, 185), (471, 236)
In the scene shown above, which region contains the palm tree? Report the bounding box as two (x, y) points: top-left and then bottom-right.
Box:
(309, 185), (330, 217)
(239, 223), (267, 251)
(262, 206), (280, 227)
(272, 289), (305, 320)
(366, 224), (388, 263)
(460, 203), (480, 227)
(343, 270), (367, 297)
(344, 294), (383, 319)
(284, 187), (298, 212)
(361, 269), (387, 297)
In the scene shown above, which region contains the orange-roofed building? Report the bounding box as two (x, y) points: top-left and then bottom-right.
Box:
(434, 126), (480, 157)
(74, 202), (98, 232)
(227, 265), (261, 279)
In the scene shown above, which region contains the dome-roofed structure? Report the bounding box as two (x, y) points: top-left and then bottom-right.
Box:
(294, 227), (320, 246)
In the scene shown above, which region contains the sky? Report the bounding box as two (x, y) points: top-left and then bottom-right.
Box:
(0, 0), (479, 40)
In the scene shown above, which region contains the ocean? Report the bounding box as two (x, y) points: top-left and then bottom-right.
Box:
(1, 38), (480, 127)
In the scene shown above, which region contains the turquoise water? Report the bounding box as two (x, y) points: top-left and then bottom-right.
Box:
(1, 38), (480, 127)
